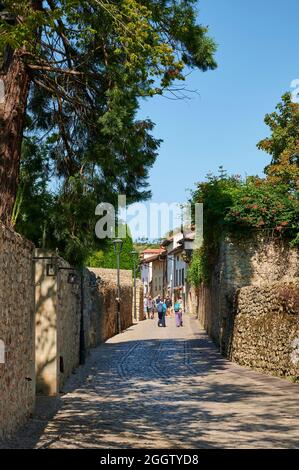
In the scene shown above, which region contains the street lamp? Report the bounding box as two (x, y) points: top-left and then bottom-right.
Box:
(112, 238), (123, 334)
(131, 250), (139, 322)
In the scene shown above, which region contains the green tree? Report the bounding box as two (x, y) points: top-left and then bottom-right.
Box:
(0, 0), (217, 224)
(189, 170), (299, 285)
(87, 230), (134, 270)
(13, 137), (54, 246)
(257, 93), (299, 190)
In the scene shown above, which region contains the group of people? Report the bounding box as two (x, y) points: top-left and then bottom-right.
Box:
(144, 294), (184, 328)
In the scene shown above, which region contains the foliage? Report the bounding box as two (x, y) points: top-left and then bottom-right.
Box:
(225, 177), (299, 237)
(189, 169), (299, 285)
(1, 0), (217, 183)
(2, 0), (217, 261)
(14, 143), (137, 267)
(190, 171), (242, 280)
(87, 226), (134, 270)
(13, 138), (54, 247)
(257, 93), (299, 190)
(188, 92), (299, 287)
(187, 248), (205, 286)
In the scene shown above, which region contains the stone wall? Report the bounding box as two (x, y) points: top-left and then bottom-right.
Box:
(231, 280), (299, 381)
(83, 269), (102, 350)
(35, 252), (81, 395)
(0, 223), (35, 438)
(57, 261), (81, 391)
(0, 227), (135, 436)
(136, 278), (145, 321)
(88, 268), (133, 342)
(197, 235), (299, 356)
(36, 264), (134, 395)
(35, 252), (57, 395)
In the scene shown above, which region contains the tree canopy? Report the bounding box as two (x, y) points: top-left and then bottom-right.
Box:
(0, 1), (217, 265)
(188, 169), (299, 286)
(1, 0), (217, 185)
(257, 93), (299, 191)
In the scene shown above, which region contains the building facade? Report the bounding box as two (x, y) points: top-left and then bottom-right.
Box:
(140, 231), (195, 308)
(140, 248), (165, 297)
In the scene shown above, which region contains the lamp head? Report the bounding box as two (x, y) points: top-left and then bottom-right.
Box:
(46, 263), (57, 277)
(112, 238), (123, 254)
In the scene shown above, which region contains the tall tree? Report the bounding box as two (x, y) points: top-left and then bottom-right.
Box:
(13, 137), (54, 246)
(257, 93), (299, 191)
(0, 0), (217, 225)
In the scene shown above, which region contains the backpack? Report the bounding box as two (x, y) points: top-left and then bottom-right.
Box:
(162, 303), (167, 314)
(174, 302), (180, 313)
(157, 302), (163, 313)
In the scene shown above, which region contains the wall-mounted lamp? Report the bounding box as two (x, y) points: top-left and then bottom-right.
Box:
(46, 263), (57, 277)
(33, 256), (58, 277)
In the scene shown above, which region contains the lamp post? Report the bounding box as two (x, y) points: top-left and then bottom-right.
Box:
(112, 239), (123, 334)
(131, 250), (138, 322)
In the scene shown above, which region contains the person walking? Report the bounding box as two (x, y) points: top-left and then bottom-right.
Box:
(147, 296), (154, 319)
(143, 295), (148, 320)
(165, 295), (172, 316)
(174, 297), (183, 327)
(155, 295), (161, 309)
(157, 298), (167, 327)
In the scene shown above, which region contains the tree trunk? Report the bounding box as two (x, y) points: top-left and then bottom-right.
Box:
(0, 49), (30, 226)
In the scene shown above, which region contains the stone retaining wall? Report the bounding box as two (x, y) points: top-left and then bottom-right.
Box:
(35, 252), (81, 395)
(88, 268), (133, 342)
(136, 278), (145, 321)
(197, 235), (299, 355)
(231, 280), (299, 381)
(0, 223), (35, 438)
(0, 228), (135, 437)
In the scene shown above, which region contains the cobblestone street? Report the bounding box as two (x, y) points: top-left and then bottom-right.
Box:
(3, 315), (299, 449)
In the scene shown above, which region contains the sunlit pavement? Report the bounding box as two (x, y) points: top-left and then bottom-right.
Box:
(3, 314), (299, 449)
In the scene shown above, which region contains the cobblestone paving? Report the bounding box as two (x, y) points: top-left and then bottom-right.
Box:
(2, 315), (299, 449)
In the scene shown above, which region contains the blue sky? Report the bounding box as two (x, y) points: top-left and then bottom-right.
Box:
(137, 0), (299, 205)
